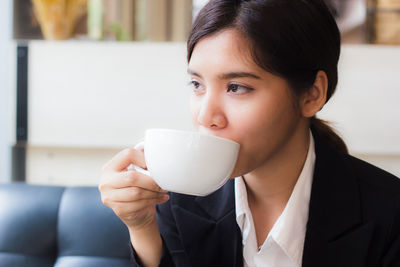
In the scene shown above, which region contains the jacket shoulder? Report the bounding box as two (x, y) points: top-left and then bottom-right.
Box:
(340, 153), (400, 225)
(341, 153), (400, 194)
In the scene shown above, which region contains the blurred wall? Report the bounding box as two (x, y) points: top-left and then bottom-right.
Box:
(22, 42), (400, 186)
(0, 0), (12, 182)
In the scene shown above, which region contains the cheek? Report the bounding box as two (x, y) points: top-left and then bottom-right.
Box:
(226, 97), (275, 138)
(239, 98), (297, 144)
(229, 92), (300, 169)
(189, 96), (199, 127)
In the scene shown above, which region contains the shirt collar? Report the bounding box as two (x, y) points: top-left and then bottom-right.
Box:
(235, 131), (316, 266)
(235, 175), (251, 242)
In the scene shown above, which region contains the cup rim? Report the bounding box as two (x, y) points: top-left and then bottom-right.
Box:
(145, 128), (240, 146)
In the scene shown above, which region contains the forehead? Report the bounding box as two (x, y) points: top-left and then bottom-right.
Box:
(188, 28), (261, 72)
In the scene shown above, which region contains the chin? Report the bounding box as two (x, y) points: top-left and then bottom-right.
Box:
(229, 164), (249, 179)
(229, 153), (263, 179)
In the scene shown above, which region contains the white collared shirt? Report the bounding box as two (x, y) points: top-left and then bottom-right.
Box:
(235, 133), (315, 267)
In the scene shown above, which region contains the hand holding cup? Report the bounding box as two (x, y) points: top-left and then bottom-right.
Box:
(98, 147), (169, 231)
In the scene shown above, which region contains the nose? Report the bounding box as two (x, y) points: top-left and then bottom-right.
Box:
(196, 93), (227, 130)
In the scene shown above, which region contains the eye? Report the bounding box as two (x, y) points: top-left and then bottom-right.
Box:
(227, 83), (253, 94)
(189, 80), (204, 92)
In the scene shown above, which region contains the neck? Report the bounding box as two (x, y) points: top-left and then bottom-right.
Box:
(244, 125), (310, 209)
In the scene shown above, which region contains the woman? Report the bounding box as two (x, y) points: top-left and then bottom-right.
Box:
(99, 0), (400, 266)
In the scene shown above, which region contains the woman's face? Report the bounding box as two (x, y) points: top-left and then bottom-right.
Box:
(188, 28), (305, 178)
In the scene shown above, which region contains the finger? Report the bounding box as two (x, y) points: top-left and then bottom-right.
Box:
(111, 195), (170, 215)
(109, 187), (168, 202)
(103, 171), (167, 193)
(102, 148), (146, 172)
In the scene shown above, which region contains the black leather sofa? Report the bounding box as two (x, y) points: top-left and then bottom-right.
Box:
(0, 182), (131, 267)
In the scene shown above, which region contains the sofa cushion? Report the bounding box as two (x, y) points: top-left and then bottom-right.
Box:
(0, 182), (64, 266)
(56, 187), (130, 265)
(0, 254), (54, 267)
(54, 255), (132, 267)
(0, 183), (131, 267)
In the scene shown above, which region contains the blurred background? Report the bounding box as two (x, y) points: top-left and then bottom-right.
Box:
(0, 0), (399, 186)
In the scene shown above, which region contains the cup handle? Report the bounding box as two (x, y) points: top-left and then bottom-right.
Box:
(128, 141), (150, 176)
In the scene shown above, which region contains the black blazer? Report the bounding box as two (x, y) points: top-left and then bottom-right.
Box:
(130, 130), (400, 267)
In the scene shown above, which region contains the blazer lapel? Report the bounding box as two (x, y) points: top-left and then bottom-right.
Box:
(302, 129), (373, 267)
(172, 179), (243, 267)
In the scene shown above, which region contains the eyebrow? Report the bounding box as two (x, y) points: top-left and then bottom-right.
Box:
(187, 69), (261, 80)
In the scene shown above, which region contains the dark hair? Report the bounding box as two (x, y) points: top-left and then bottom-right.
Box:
(187, 0), (348, 153)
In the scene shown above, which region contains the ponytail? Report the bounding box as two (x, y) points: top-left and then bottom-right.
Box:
(311, 117), (348, 154)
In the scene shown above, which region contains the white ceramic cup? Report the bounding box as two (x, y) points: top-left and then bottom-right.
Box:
(132, 129), (240, 196)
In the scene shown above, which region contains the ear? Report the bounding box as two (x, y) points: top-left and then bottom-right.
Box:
(300, 70), (328, 118)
